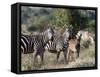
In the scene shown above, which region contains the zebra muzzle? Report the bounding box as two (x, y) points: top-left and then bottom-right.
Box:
(51, 37), (54, 41)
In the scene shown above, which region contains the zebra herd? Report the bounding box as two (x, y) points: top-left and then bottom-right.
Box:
(21, 27), (83, 65)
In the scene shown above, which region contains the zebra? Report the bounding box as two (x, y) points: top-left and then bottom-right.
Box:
(21, 34), (34, 54)
(45, 27), (72, 63)
(21, 27), (55, 64)
(33, 27), (54, 64)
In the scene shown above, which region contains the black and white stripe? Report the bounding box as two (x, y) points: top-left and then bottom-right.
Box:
(21, 27), (54, 64)
(21, 34), (34, 54)
(33, 27), (54, 64)
(45, 29), (70, 63)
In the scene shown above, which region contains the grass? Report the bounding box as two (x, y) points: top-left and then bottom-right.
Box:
(21, 42), (95, 71)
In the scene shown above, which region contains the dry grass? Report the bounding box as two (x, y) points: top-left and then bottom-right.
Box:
(21, 42), (95, 71)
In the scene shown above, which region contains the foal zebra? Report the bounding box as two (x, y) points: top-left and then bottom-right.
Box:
(21, 27), (54, 64)
(45, 27), (72, 63)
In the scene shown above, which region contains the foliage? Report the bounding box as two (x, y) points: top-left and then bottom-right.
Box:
(21, 6), (96, 33)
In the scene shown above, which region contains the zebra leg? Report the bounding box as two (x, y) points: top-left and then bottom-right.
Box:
(74, 52), (77, 61)
(63, 50), (67, 64)
(76, 47), (80, 58)
(67, 48), (70, 64)
(77, 50), (79, 58)
(71, 52), (74, 61)
(40, 53), (44, 65)
(57, 51), (61, 63)
(34, 52), (38, 65)
(76, 44), (80, 58)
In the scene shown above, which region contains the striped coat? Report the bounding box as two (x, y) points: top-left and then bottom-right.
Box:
(21, 27), (54, 64)
(45, 30), (70, 63)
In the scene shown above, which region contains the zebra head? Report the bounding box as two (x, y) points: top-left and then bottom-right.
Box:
(47, 27), (54, 41)
(45, 27), (54, 42)
(63, 27), (73, 42)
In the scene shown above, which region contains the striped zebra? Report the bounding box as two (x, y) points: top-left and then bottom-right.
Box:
(45, 27), (72, 63)
(21, 27), (54, 64)
(21, 34), (34, 54)
(33, 27), (54, 64)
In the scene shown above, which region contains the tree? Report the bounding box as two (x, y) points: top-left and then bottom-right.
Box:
(49, 9), (71, 28)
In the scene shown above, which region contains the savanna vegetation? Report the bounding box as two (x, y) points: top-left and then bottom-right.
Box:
(21, 6), (95, 34)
